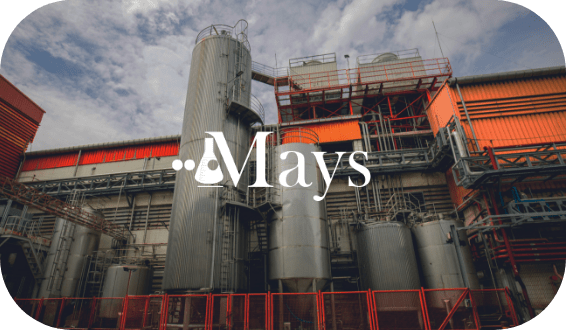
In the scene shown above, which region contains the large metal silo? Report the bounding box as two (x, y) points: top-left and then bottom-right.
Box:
(268, 141), (331, 292)
(356, 221), (421, 290)
(163, 21), (257, 292)
(38, 206), (101, 298)
(412, 219), (480, 289)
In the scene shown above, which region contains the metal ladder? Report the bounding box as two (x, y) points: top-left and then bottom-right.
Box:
(46, 219), (76, 293)
(220, 205), (237, 293)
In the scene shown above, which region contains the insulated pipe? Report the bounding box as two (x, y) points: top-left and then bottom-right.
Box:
(208, 187), (220, 291)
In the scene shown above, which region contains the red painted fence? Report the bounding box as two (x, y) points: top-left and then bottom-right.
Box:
(13, 289), (519, 330)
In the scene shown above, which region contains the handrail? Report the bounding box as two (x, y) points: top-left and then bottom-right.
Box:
(251, 61), (289, 78)
(250, 94), (265, 123)
(195, 20), (251, 52)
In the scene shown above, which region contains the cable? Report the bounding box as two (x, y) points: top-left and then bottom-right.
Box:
(285, 303), (314, 324)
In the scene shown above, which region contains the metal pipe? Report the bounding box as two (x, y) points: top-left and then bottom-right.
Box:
(73, 150), (82, 177)
(488, 191), (535, 319)
(455, 83), (481, 152)
(387, 118), (395, 150)
(450, 225), (471, 288)
(209, 187), (220, 291)
(128, 196), (136, 233)
(142, 194), (153, 249)
(371, 178), (379, 212)
(330, 282), (337, 330)
(377, 112), (388, 151)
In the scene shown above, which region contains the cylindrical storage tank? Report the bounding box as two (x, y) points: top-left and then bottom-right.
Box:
(38, 207), (101, 298)
(268, 142), (331, 292)
(38, 217), (65, 298)
(101, 265), (153, 297)
(356, 221), (421, 290)
(163, 22), (253, 292)
(60, 207), (102, 297)
(412, 220), (480, 289)
(99, 265), (153, 319)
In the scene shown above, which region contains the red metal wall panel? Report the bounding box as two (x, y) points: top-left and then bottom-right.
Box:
(23, 141), (180, 171)
(297, 120), (362, 144)
(0, 74), (45, 124)
(0, 78), (43, 179)
(428, 74), (566, 150)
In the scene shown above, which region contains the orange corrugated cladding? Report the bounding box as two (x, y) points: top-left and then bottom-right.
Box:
(428, 74), (566, 151)
(21, 142), (179, 171)
(0, 74), (45, 179)
(299, 120), (362, 143)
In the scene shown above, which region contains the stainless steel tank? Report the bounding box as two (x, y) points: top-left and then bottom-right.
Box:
(98, 265), (152, 319)
(163, 21), (253, 292)
(356, 221), (421, 290)
(268, 142), (331, 292)
(38, 207), (101, 298)
(101, 265), (153, 297)
(412, 219), (480, 289)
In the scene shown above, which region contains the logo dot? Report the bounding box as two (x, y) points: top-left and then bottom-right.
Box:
(185, 159), (195, 171)
(172, 159), (183, 171)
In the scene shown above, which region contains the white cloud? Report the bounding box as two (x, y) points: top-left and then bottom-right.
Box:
(1, 0), (563, 151)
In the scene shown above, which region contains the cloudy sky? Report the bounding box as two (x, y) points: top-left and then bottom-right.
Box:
(0, 0), (564, 151)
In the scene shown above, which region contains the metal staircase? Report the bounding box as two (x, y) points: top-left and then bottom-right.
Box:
(20, 239), (46, 281)
(0, 211), (48, 283)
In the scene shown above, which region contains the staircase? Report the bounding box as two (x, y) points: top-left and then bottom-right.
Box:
(0, 213), (48, 284)
(20, 240), (46, 282)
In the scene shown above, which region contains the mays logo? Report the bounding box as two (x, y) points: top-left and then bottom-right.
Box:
(172, 132), (370, 201)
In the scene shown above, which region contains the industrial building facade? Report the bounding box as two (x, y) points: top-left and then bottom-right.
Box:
(0, 20), (564, 329)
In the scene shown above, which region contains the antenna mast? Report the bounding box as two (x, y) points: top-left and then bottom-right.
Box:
(432, 20), (445, 58)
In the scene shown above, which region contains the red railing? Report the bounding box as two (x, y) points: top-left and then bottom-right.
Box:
(274, 58), (451, 112)
(13, 288), (519, 330)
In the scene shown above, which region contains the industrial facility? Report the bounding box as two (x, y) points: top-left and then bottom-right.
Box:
(1, 20), (565, 329)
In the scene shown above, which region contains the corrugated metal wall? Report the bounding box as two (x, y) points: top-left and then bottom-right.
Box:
(427, 74), (566, 149)
(21, 141), (179, 171)
(0, 75), (44, 178)
(298, 120), (362, 144)
(427, 82), (456, 135)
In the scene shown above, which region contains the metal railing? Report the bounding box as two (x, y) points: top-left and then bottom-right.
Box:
(452, 142), (566, 189)
(357, 49), (421, 65)
(250, 94), (266, 124)
(0, 214), (49, 245)
(13, 288), (519, 330)
(195, 20), (251, 52)
(277, 58), (451, 94)
(251, 61), (289, 78)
